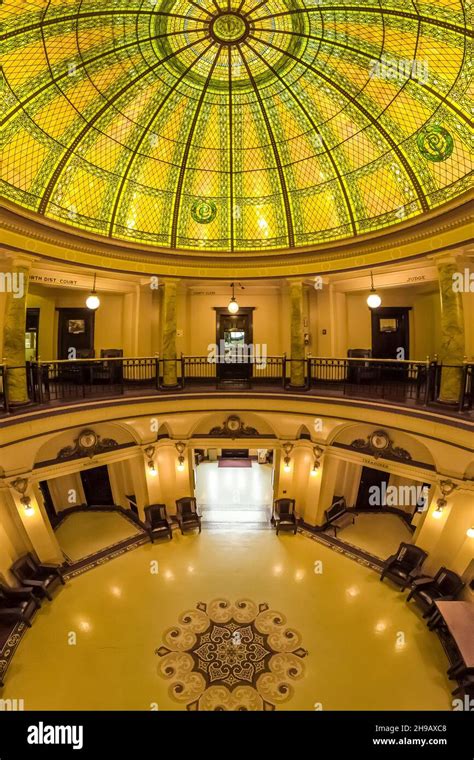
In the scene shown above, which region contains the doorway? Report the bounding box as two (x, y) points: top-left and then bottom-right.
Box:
(25, 308), (40, 362)
(80, 465), (114, 506)
(371, 307), (410, 360)
(356, 466), (389, 509)
(194, 447), (273, 526)
(38, 480), (57, 525)
(57, 307), (95, 359)
(215, 307), (254, 381)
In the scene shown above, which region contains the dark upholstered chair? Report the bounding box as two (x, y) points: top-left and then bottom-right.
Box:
(380, 542), (428, 590)
(176, 497), (201, 534)
(0, 583), (41, 627)
(407, 567), (464, 616)
(11, 554), (65, 601)
(144, 504), (173, 542)
(273, 498), (297, 535)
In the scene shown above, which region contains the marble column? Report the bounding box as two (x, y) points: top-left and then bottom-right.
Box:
(437, 258), (465, 403)
(287, 279), (305, 387)
(2, 257), (32, 405)
(161, 278), (179, 387)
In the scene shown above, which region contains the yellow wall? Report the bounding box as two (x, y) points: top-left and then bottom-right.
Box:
(26, 286), (125, 359)
(177, 291), (288, 356)
(343, 288), (441, 359)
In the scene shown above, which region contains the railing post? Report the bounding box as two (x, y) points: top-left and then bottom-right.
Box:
(180, 353), (185, 390)
(282, 353), (286, 389)
(154, 355), (160, 391)
(120, 358), (125, 395)
(306, 357), (311, 390)
(2, 364), (9, 414)
(423, 358), (431, 406)
(459, 360), (468, 412)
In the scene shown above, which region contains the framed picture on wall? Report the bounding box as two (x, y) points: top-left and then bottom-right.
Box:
(68, 319), (85, 334)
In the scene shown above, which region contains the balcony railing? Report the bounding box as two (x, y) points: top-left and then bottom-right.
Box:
(0, 356), (471, 417)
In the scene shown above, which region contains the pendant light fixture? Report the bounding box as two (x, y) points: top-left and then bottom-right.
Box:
(86, 272), (100, 310)
(227, 282), (239, 314)
(366, 271), (382, 309)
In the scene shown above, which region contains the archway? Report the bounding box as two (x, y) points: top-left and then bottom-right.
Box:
(190, 413), (276, 527)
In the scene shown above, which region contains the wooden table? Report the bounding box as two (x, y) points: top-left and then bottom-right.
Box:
(428, 601), (474, 677)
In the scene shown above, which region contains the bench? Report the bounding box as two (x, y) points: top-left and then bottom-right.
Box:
(325, 497), (355, 537)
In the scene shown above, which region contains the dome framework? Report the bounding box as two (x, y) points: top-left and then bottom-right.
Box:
(1, 0), (472, 254)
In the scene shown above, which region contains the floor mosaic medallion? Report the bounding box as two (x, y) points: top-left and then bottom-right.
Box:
(156, 599), (308, 710)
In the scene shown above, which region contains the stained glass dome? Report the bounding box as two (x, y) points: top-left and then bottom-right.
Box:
(1, 0), (472, 252)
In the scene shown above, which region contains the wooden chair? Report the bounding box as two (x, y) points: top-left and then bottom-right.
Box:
(407, 567), (464, 617)
(380, 542), (428, 590)
(273, 498), (297, 535)
(11, 553), (65, 601)
(176, 497), (201, 534)
(144, 504), (173, 542)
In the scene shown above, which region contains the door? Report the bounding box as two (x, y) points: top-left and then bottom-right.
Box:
(356, 466), (389, 509)
(25, 308), (40, 362)
(371, 307), (410, 360)
(221, 448), (249, 458)
(39, 480), (57, 525)
(215, 308), (253, 381)
(80, 465), (113, 506)
(57, 308), (95, 359)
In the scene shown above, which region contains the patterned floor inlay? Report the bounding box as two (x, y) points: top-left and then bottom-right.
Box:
(156, 599), (307, 710)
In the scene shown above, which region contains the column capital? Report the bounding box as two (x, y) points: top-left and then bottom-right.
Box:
(0, 252), (36, 270)
(428, 251), (464, 267)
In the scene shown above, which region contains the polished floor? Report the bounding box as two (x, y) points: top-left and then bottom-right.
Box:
(195, 461), (272, 524)
(2, 531), (452, 710)
(334, 513), (414, 559)
(55, 511), (142, 561)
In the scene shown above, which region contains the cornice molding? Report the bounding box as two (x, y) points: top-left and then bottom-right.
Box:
(1, 193), (473, 279)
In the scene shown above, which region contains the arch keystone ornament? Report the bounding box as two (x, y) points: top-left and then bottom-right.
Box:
(156, 599), (308, 710)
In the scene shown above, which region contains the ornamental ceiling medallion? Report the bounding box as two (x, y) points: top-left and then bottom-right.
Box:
(156, 599), (308, 710)
(1, 0), (472, 253)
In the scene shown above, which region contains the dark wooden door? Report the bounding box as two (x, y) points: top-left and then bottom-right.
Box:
(356, 466), (389, 509)
(371, 307), (410, 360)
(80, 465), (113, 506)
(215, 308), (253, 380)
(57, 308), (95, 359)
(221, 448), (249, 458)
(39, 480), (57, 525)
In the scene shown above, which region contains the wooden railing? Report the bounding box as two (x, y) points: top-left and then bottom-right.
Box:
(0, 356), (471, 416)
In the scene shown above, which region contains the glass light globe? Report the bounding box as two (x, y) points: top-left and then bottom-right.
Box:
(367, 292), (381, 309)
(228, 298), (239, 314)
(432, 507), (443, 519)
(466, 526), (474, 538)
(86, 293), (100, 310)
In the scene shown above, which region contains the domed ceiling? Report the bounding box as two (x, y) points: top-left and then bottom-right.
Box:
(1, 0), (472, 253)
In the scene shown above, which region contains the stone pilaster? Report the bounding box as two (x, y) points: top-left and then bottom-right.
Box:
(2, 256), (32, 405)
(287, 279), (305, 387)
(437, 257), (465, 403)
(161, 278), (179, 387)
